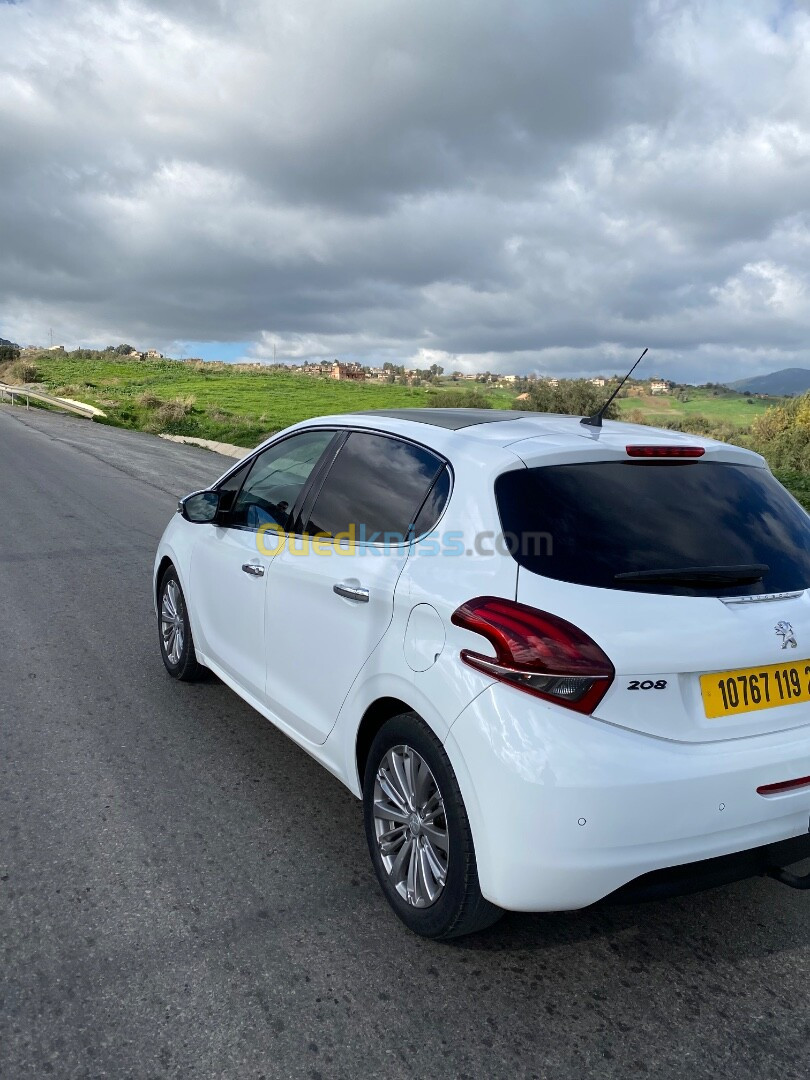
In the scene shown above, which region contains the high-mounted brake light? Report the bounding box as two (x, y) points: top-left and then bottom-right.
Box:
(451, 597), (614, 714)
(626, 445), (705, 458)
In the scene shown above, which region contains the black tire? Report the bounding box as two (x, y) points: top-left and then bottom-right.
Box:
(157, 567), (201, 682)
(363, 711), (502, 940)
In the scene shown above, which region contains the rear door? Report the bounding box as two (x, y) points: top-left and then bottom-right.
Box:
(264, 430), (446, 744)
(496, 452), (810, 742)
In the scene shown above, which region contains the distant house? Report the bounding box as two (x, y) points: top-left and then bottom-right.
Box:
(501, 374), (518, 384)
(46, 344), (65, 352)
(330, 360), (364, 381)
(146, 349), (163, 359)
(650, 378), (672, 394)
(590, 376), (606, 387)
(126, 350), (141, 359)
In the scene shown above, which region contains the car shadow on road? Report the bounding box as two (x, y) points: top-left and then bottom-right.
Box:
(450, 871), (810, 956)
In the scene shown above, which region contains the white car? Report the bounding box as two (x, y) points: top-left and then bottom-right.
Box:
(154, 408), (810, 938)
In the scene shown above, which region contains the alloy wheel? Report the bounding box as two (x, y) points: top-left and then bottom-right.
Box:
(373, 744), (449, 907)
(160, 579), (185, 666)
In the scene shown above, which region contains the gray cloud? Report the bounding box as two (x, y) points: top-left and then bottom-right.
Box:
(1, 0), (809, 381)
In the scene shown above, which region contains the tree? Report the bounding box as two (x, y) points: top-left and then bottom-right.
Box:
(0, 345), (21, 364)
(516, 379), (620, 420)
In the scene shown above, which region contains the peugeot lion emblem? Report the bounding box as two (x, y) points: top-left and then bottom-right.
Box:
(775, 621), (798, 649)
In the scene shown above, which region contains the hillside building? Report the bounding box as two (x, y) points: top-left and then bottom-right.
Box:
(330, 360), (364, 381)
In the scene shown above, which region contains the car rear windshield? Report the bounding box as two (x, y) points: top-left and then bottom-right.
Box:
(495, 461), (810, 597)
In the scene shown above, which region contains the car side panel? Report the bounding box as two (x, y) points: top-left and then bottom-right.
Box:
(325, 442), (522, 792)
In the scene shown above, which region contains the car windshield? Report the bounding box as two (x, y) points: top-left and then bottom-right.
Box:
(495, 460), (810, 597)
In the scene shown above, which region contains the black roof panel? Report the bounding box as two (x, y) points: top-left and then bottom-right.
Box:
(362, 408), (530, 430)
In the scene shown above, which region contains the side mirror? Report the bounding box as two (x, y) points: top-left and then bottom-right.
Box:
(179, 490), (220, 523)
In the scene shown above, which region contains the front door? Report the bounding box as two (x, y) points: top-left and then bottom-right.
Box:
(189, 428), (337, 702)
(190, 527), (271, 699)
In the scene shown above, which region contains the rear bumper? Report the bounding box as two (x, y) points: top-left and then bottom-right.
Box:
(445, 685), (810, 911)
(605, 832), (810, 904)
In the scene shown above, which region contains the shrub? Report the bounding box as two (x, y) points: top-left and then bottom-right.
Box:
(4, 360), (41, 384)
(625, 408), (648, 425)
(514, 379), (618, 420)
(426, 389), (493, 409)
(146, 396), (196, 433)
(743, 393), (810, 470)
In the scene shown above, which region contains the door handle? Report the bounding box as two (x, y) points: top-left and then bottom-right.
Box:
(333, 582), (369, 602)
(241, 563), (265, 577)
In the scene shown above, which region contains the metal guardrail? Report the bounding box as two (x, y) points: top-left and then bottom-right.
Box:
(0, 382), (105, 419)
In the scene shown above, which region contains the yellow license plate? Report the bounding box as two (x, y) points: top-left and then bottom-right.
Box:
(701, 659), (810, 718)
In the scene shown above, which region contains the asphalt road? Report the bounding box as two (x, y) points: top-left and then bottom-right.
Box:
(2, 404), (810, 1080)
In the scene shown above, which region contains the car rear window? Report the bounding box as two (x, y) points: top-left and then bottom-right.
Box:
(495, 461), (810, 597)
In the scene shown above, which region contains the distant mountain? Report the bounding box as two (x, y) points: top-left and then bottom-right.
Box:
(726, 367), (810, 396)
(0, 337), (20, 349)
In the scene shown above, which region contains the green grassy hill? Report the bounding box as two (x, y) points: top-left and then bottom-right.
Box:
(615, 388), (779, 426)
(15, 354), (781, 438)
(9, 353), (515, 446)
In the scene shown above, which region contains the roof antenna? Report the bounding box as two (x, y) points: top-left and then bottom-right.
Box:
(580, 347), (648, 428)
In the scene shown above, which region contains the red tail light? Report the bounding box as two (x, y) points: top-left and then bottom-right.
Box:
(626, 445), (705, 458)
(450, 597), (614, 714)
(757, 775), (810, 797)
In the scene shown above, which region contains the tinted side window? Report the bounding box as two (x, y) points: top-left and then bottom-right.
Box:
(306, 432), (444, 541)
(230, 430), (335, 531)
(413, 466), (451, 537)
(215, 457), (253, 514)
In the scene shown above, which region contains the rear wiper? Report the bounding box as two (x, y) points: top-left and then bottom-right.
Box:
(614, 564), (769, 587)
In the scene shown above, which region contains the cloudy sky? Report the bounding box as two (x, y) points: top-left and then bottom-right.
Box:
(1, 0), (809, 381)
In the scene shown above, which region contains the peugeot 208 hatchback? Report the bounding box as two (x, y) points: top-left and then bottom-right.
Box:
(154, 408), (810, 938)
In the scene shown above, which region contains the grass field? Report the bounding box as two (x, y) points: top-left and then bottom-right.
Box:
(24, 354), (504, 445)
(13, 355), (791, 436)
(22, 354), (783, 438)
(615, 389), (779, 426)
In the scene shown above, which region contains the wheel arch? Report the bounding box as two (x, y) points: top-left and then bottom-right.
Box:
(355, 696), (417, 789)
(154, 555), (175, 605)
(338, 670), (463, 796)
